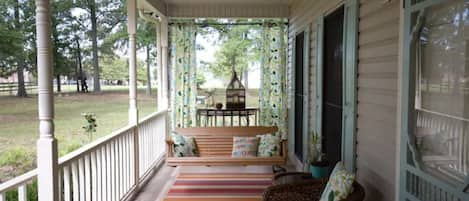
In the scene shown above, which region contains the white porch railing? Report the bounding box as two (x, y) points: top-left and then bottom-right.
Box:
(0, 110), (167, 201)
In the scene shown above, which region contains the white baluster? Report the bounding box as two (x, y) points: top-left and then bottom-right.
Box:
(111, 141), (116, 201)
(106, 144), (112, 201)
(78, 159), (85, 201)
(0, 192), (4, 201)
(117, 136), (125, 199)
(101, 147), (107, 201)
(72, 162), (79, 201)
(63, 165), (71, 201)
(91, 152), (97, 201)
(84, 155), (91, 201)
(18, 184), (27, 201)
(96, 149), (102, 201)
(114, 140), (119, 200)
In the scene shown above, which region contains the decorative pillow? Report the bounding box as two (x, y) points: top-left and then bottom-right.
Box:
(171, 133), (198, 157)
(232, 136), (259, 157)
(319, 162), (355, 201)
(257, 134), (281, 157)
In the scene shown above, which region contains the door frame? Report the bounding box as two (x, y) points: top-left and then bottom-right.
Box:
(399, 0), (469, 199)
(315, 0), (358, 172)
(289, 25), (311, 169)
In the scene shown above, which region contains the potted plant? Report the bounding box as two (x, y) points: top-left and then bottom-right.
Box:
(309, 131), (329, 178)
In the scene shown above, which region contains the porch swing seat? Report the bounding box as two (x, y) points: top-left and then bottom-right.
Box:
(166, 126), (287, 166)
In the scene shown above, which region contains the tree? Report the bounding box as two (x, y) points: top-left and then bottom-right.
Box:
(137, 20), (157, 95)
(72, 0), (126, 93)
(52, 0), (75, 92)
(0, 0), (36, 97)
(104, 17), (158, 95)
(202, 25), (256, 84)
(100, 57), (147, 84)
(199, 20), (262, 87)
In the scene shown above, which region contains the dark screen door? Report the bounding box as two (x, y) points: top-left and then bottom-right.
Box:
(294, 32), (305, 161)
(322, 6), (344, 169)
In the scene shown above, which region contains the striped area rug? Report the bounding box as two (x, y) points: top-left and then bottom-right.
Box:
(163, 172), (273, 201)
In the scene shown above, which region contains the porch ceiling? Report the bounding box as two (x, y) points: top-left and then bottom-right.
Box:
(142, 0), (295, 18)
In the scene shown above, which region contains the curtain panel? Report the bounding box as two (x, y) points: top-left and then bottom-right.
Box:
(169, 22), (197, 129)
(259, 22), (288, 139)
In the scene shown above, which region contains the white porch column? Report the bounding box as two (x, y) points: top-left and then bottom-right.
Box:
(160, 17), (169, 109)
(156, 21), (164, 110)
(35, 0), (59, 201)
(128, 0), (138, 125)
(127, 0), (140, 187)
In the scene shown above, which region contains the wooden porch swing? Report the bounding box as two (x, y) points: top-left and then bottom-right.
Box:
(166, 126), (287, 166)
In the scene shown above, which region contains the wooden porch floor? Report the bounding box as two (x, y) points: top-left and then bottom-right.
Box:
(133, 165), (293, 201)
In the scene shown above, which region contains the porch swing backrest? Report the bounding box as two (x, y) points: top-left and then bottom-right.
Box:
(166, 126), (287, 166)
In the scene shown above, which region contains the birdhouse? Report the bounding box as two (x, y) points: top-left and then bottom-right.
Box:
(226, 71), (245, 109)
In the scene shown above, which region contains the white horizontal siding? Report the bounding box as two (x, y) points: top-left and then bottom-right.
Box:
(356, 0), (400, 201)
(288, 0), (401, 201)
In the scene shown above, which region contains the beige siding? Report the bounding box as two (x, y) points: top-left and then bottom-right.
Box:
(288, 0), (400, 200)
(357, 0), (399, 200)
(287, 0), (342, 136)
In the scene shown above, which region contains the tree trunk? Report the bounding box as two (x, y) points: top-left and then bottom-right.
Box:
(14, 0), (27, 97)
(76, 57), (80, 92)
(89, 0), (101, 93)
(76, 38), (85, 92)
(16, 65), (27, 97)
(56, 74), (61, 93)
(146, 45), (152, 96)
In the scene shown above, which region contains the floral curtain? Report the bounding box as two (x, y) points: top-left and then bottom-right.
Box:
(259, 22), (288, 139)
(169, 22), (197, 129)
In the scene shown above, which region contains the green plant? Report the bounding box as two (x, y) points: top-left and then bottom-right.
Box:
(309, 131), (323, 164)
(59, 142), (84, 156)
(81, 113), (97, 141)
(0, 148), (32, 167)
(5, 179), (38, 201)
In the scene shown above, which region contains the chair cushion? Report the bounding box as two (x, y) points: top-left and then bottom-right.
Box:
(320, 162), (355, 201)
(171, 133), (198, 157)
(257, 134), (281, 157)
(232, 136), (258, 157)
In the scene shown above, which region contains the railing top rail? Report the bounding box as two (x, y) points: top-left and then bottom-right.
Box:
(0, 169), (37, 192)
(59, 124), (135, 165)
(417, 108), (469, 123)
(0, 110), (168, 193)
(139, 109), (167, 124)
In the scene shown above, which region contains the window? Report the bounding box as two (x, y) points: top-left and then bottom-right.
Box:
(412, 0), (469, 184)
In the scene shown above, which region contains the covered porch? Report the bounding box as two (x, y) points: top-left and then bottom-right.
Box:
(1, 0), (469, 201)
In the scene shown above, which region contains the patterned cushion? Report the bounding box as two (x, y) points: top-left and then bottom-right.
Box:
(257, 134), (281, 157)
(171, 133), (198, 157)
(320, 162), (355, 201)
(232, 137), (259, 157)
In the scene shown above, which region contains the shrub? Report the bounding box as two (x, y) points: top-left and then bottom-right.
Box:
(5, 179), (38, 201)
(0, 148), (33, 167)
(59, 142), (83, 156)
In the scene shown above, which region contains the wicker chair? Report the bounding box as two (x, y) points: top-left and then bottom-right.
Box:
(263, 173), (365, 201)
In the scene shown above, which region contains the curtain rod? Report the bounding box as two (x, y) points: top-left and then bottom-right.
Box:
(168, 22), (288, 26)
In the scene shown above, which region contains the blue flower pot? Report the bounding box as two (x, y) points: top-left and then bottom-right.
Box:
(310, 164), (329, 179)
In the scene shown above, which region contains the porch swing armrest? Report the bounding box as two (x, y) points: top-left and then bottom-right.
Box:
(166, 140), (174, 157)
(280, 140), (288, 158)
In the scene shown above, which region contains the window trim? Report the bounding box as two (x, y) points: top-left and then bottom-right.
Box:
(315, 0), (358, 172)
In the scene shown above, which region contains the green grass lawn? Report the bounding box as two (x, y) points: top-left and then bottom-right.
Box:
(0, 89), (157, 182)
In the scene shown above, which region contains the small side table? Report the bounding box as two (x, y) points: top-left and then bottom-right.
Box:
(272, 172), (314, 185)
